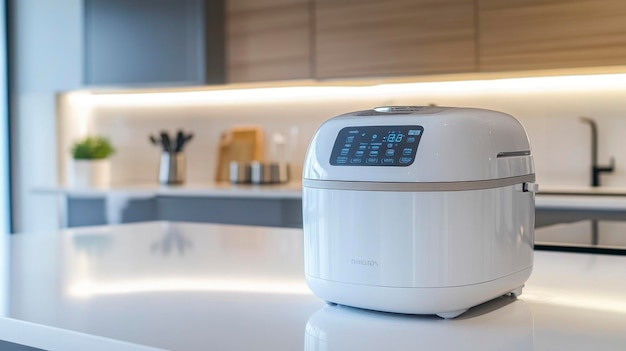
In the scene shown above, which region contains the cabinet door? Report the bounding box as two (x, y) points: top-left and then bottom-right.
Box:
(84, 0), (224, 86)
(227, 0), (312, 83)
(479, 0), (626, 71)
(315, 0), (476, 79)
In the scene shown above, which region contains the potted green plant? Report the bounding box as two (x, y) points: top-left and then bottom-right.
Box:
(68, 136), (115, 188)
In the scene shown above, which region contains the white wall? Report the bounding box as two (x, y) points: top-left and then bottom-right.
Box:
(10, 0), (83, 233)
(58, 74), (626, 191)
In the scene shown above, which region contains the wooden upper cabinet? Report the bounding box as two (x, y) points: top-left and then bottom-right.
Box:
(478, 0), (626, 71)
(226, 0), (313, 83)
(314, 0), (476, 79)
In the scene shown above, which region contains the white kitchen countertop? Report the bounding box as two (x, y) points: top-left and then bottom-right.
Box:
(535, 186), (626, 210)
(539, 185), (626, 195)
(34, 181), (303, 199)
(535, 194), (626, 210)
(0, 221), (625, 350)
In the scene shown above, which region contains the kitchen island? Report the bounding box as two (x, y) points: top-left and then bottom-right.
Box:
(0, 221), (625, 350)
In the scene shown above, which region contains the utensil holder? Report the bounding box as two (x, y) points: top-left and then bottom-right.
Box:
(159, 152), (185, 184)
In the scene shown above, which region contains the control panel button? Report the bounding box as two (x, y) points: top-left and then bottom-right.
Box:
(355, 150), (364, 157)
(403, 148), (413, 155)
(366, 158), (379, 164)
(385, 149), (395, 156)
(346, 136), (355, 143)
(400, 157), (412, 164)
(350, 158), (362, 164)
(341, 148), (349, 156)
(369, 150), (379, 157)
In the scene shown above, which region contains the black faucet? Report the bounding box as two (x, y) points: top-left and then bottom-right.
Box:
(580, 117), (615, 187)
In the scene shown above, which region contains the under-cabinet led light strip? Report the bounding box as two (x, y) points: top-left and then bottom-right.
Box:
(68, 73), (626, 107)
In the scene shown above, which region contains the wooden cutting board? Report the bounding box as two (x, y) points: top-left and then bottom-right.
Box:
(215, 126), (264, 181)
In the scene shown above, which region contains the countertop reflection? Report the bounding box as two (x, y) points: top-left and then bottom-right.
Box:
(1, 221), (626, 350)
(306, 298), (532, 351)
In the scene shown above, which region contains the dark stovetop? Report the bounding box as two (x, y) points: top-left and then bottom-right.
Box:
(535, 218), (626, 255)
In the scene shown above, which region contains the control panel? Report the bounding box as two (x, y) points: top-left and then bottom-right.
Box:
(329, 125), (424, 166)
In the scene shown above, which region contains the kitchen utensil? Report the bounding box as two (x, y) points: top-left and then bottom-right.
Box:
(302, 106), (537, 318)
(160, 131), (171, 152)
(175, 131), (184, 152)
(172, 130), (193, 152)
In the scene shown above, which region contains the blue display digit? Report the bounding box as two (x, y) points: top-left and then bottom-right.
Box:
(388, 134), (396, 143)
(396, 134), (403, 142)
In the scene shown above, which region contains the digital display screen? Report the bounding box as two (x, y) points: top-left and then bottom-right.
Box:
(329, 125), (424, 166)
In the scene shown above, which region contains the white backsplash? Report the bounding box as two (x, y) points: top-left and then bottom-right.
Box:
(58, 74), (626, 189)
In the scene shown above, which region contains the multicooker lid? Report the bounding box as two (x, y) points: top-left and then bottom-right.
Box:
(303, 107), (534, 184)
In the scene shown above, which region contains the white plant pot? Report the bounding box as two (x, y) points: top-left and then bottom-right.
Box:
(67, 159), (111, 188)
